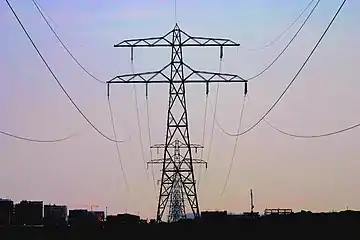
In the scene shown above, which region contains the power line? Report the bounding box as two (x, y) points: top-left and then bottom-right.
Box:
(246, 95), (360, 138)
(107, 98), (130, 192)
(205, 60), (223, 164)
(130, 60), (153, 187)
(33, 0), (59, 29)
(200, 96), (209, 161)
(6, 0), (125, 143)
(215, 0), (346, 137)
(196, 95), (209, 190)
(0, 129), (75, 143)
(220, 95), (247, 196)
(145, 97), (157, 192)
(31, 0), (105, 84)
(267, 120), (360, 138)
(243, 0), (316, 51)
(31, 0), (129, 153)
(198, 58), (223, 191)
(245, 0), (321, 81)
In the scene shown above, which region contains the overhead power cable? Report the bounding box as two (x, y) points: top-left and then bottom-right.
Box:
(267, 114), (360, 138)
(6, 0), (125, 143)
(220, 95), (247, 196)
(215, 0), (346, 137)
(130, 59), (155, 193)
(247, 95), (360, 138)
(31, 0), (105, 84)
(244, 0), (315, 51)
(107, 98), (130, 192)
(0, 129), (75, 143)
(145, 97), (157, 192)
(197, 58), (222, 191)
(268, 120), (360, 138)
(196, 95), (209, 191)
(205, 59), (223, 164)
(245, 0), (320, 81)
(33, 0), (59, 28)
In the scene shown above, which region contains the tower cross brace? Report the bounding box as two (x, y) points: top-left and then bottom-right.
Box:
(149, 139), (207, 222)
(107, 23), (247, 222)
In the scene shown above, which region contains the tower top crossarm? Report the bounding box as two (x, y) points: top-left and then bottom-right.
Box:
(114, 24), (240, 48)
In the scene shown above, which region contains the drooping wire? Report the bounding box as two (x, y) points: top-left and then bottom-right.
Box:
(247, 95), (360, 139)
(220, 95), (247, 196)
(201, 97), (209, 160)
(205, 60), (223, 165)
(244, 0), (315, 51)
(198, 57), (223, 193)
(107, 98), (130, 193)
(245, 0), (321, 81)
(196, 95), (209, 190)
(268, 119), (360, 138)
(214, 0), (346, 138)
(31, 0), (105, 84)
(130, 59), (152, 182)
(5, 0), (125, 143)
(145, 95), (157, 192)
(33, 0), (59, 29)
(0, 129), (75, 143)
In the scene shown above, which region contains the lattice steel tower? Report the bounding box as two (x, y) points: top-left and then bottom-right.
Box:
(149, 139), (206, 222)
(107, 23), (247, 222)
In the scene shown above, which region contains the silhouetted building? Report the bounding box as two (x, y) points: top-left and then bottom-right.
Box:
(201, 211), (228, 221)
(264, 208), (293, 216)
(44, 204), (67, 226)
(68, 209), (103, 227)
(68, 209), (89, 226)
(14, 200), (43, 225)
(89, 211), (105, 222)
(242, 211), (260, 218)
(106, 213), (140, 226)
(0, 198), (14, 226)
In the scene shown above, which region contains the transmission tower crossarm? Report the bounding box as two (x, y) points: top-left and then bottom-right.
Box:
(114, 29), (174, 48)
(107, 63), (247, 95)
(114, 24), (240, 48)
(148, 158), (207, 166)
(107, 63), (171, 84)
(150, 142), (203, 149)
(182, 64), (248, 94)
(108, 64), (246, 84)
(184, 65), (246, 82)
(179, 29), (239, 47)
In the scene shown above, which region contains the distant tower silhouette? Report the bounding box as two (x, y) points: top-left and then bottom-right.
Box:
(168, 173), (185, 222)
(149, 139), (205, 222)
(167, 139), (185, 222)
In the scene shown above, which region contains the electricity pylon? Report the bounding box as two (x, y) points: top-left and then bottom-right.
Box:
(168, 174), (185, 222)
(107, 23), (248, 222)
(149, 139), (206, 222)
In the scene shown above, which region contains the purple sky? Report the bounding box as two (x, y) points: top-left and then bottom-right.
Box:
(1, 0), (359, 219)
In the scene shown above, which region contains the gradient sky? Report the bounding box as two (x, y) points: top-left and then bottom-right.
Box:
(1, 0), (359, 219)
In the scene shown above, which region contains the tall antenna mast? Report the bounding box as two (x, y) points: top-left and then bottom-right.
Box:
(250, 189), (254, 214)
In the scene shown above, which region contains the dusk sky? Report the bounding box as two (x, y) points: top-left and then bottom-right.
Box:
(1, 0), (359, 219)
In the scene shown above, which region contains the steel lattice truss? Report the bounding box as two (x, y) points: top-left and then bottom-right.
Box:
(168, 175), (185, 223)
(149, 139), (206, 222)
(107, 24), (247, 222)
